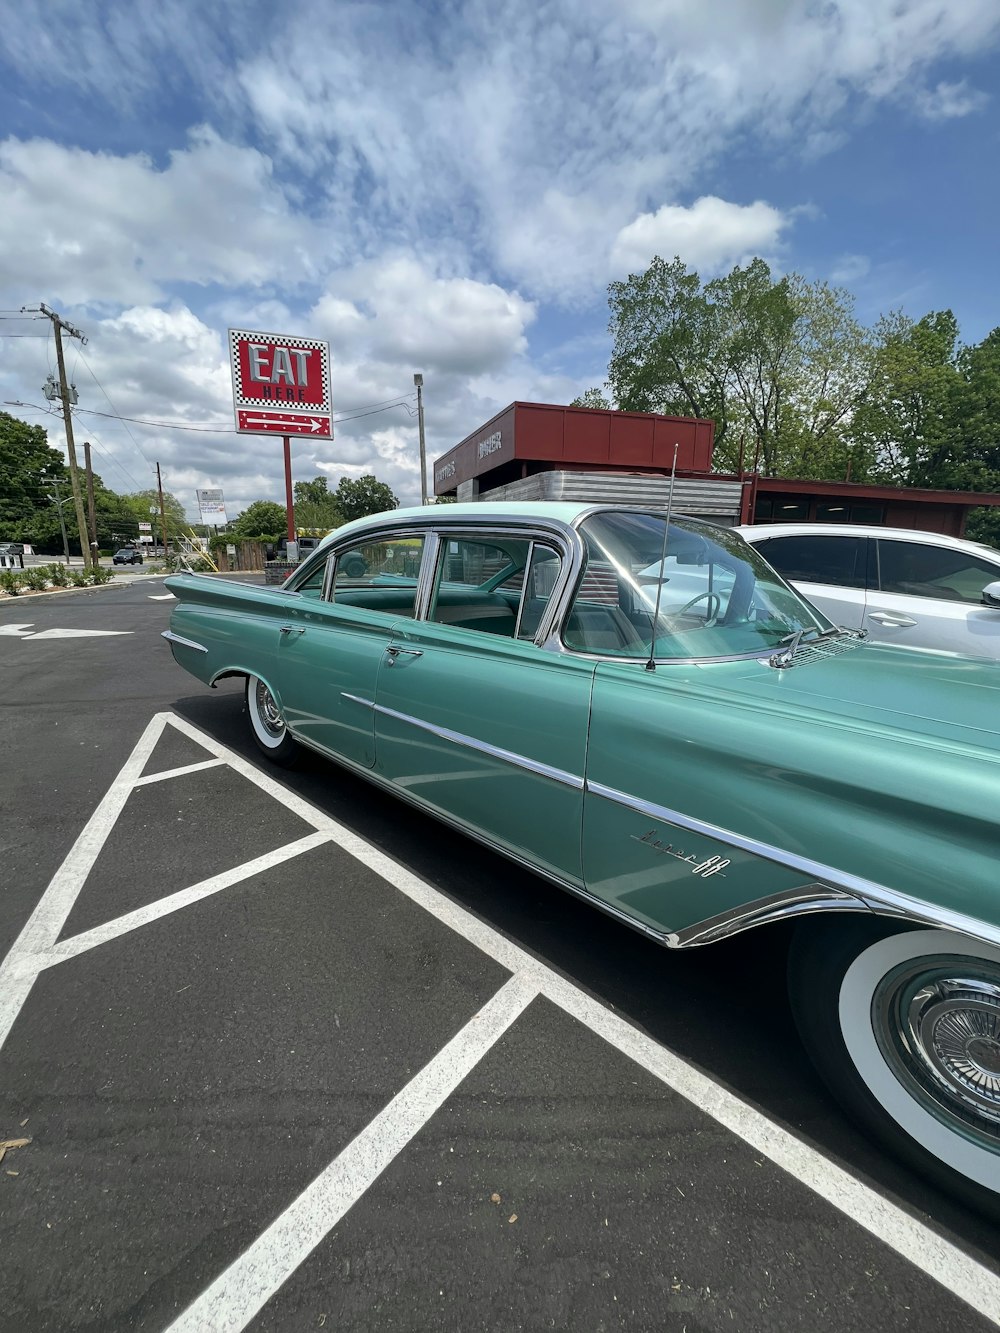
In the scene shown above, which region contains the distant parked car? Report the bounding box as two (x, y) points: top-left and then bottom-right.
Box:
(738, 523), (1000, 659)
(113, 547), (144, 565)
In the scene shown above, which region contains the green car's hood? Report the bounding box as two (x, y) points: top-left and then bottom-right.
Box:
(702, 641), (1000, 753)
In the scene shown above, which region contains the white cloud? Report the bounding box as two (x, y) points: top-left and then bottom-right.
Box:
(611, 197), (792, 276)
(0, 127), (321, 306)
(913, 79), (990, 120)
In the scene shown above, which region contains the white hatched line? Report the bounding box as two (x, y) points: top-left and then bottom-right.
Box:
(166, 974), (538, 1333)
(133, 758), (225, 786)
(0, 714), (166, 1056)
(158, 711), (1000, 1330)
(41, 834), (330, 967)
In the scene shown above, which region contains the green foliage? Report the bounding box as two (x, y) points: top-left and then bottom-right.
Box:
(0, 411), (69, 544)
(293, 475), (344, 530)
(0, 562), (111, 596)
(570, 388), (612, 409)
(607, 256), (873, 477)
(229, 500), (288, 540)
(334, 476), (399, 522)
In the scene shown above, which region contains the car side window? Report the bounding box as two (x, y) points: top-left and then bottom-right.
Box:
(428, 536), (562, 640)
(753, 535), (867, 589)
(876, 540), (1000, 604)
(330, 536), (425, 618)
(288, 556), (330, 599)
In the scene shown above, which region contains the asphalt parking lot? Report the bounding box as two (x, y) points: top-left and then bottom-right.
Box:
(2, 580), (1000, 1332)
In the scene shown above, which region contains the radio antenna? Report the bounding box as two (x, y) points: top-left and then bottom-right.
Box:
(645, 443), (680, 672)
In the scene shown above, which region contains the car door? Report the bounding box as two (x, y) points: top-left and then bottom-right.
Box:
(866, 537), (1000, 657)
(372, 533), (592, 886)
(751, 533), (869, 628)
(274, 534), (427, 768)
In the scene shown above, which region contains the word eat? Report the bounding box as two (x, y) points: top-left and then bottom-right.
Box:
(247, 344), (315, 402)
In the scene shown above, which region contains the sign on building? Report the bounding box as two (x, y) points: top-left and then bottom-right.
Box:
(196, 488), (229, 524)
(228, 329), (332, 437)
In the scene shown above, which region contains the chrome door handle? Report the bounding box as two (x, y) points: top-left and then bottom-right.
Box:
(279, 624), (306, 636)
(384, 645), (423, 663)
(868, 612), (917, 627)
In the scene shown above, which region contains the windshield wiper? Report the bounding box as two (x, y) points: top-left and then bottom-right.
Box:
(769, 624), (839, 668)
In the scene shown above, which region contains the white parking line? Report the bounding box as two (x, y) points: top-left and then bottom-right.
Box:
(166, 974), (538, 1333)
(3, 711), (999, 1330)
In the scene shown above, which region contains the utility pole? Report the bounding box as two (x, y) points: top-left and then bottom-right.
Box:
(156, 462), (171, 559)
(414, 372), (428, 505)
(31, 304), (92, 571)
(83, 441), (98, 554)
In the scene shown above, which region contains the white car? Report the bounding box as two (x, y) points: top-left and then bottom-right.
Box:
(737, 522), (1000, 659)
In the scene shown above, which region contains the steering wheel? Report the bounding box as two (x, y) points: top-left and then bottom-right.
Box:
(673, 590), (722, 626)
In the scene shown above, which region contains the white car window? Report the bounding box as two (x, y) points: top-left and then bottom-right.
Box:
(876, 540), (1000, 605)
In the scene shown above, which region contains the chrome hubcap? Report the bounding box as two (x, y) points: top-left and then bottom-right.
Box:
(876, 965), (1000, 1140)
(254, 681), (284, 738)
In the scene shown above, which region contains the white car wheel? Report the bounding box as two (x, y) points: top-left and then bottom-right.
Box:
(246, 675), (300, 767)
(790, 920), (1000, 1218)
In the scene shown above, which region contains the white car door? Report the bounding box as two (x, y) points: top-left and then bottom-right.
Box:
(867, 538), (1000, 659)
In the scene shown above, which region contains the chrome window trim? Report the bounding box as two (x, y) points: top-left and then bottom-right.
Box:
(587, 779), (1000, 949)
(373, 700), (584, 790)
(161, 629), (208, 654)
(419, 523), (576, 645)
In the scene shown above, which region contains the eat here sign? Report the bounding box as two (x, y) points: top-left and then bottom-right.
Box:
(229, 328), (333, 437)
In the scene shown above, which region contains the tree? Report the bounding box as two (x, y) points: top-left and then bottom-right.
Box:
(850, 312), (963, 486)
(570, 388), (612, 409)
(114, 489), (186, 550)
(293, 475), (343, 530)
(606, 255), (873, 476)
(230, 500), (288, 539)
(0, 412), (68, 543)
(334, 476), (398, 523)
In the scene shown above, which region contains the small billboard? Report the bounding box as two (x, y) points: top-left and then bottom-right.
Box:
(197, 488), (229, 524)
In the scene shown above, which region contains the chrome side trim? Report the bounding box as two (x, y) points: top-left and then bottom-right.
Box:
(665, 885), (868, 949)
(373, 702), (585, 790)
(161, 629), (208, 654)
(341, 692), (374, 709)
(588, 780), (1000, 950)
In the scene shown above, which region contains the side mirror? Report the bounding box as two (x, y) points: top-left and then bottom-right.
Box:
(982, 580), (1000, 609)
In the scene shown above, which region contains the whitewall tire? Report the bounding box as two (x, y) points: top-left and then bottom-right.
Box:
(246, 675), (300, 767)
(789, 919), (1000, 1219)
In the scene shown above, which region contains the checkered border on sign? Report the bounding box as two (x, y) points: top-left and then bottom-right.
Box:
(229, 328), (332, 413)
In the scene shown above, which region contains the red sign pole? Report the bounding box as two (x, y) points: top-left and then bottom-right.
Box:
(283, 435), (295, 542)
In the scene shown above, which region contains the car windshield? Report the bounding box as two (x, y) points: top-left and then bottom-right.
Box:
(567, 511), (834, 660)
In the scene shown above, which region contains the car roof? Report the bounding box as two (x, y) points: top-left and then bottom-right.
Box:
(737, 523), (1000, 560)
(313, 500), (656, 552)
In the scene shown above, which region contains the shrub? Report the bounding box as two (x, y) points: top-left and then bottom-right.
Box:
(47, 564), (69, 587)
(0, 570), (21, 596)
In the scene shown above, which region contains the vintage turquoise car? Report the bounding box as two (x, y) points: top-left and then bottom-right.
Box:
(164, 501), (1000, 1217)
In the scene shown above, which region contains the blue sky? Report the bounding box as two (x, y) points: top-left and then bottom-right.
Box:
(1, 0), (998, 516)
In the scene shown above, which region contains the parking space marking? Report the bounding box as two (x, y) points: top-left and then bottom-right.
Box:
(166, 974), (538, 1333)
(3, 710), (999, 1330)
(0, 713), (167, 1054)
(133, 758), (226, 786)
(40, 833), (330, 968)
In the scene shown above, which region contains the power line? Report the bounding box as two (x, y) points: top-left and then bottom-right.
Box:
(75, 349), (156, 474)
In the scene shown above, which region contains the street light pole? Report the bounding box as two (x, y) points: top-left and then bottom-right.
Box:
(47, 479), (71, 563)
(414, 372), (428, 505)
